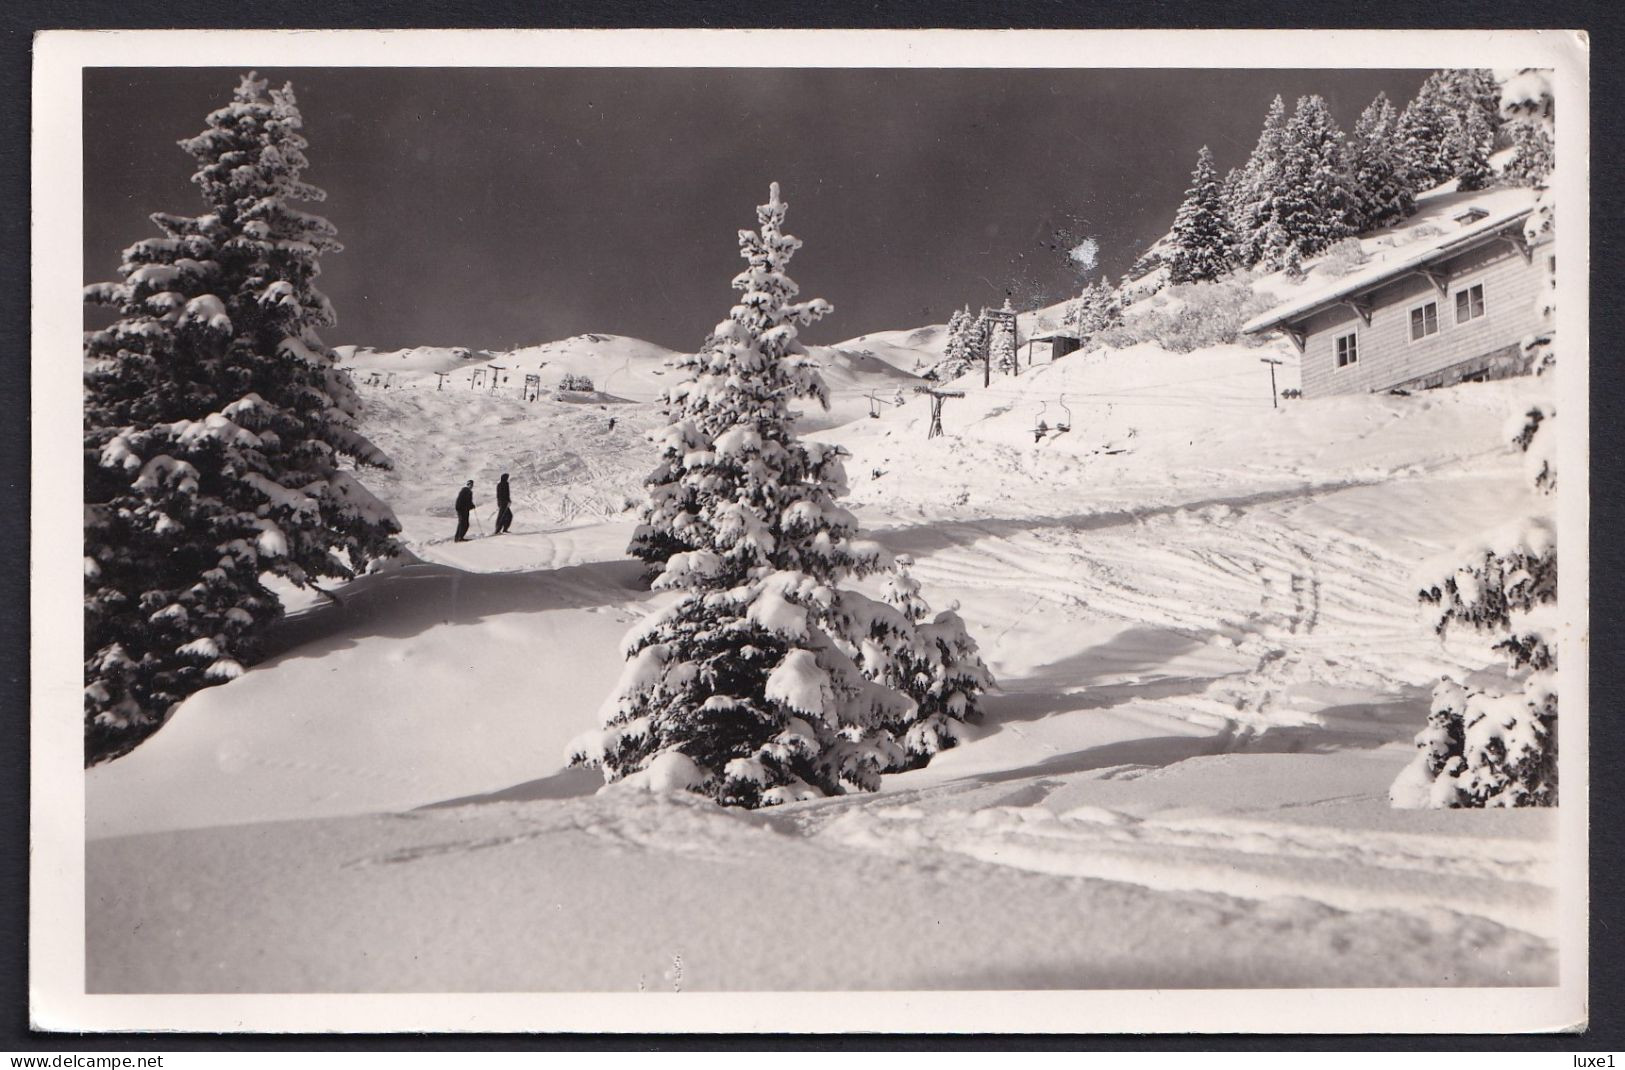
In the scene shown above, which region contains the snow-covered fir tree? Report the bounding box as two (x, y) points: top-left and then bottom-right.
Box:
(1436, 68), (1504, 145)
(83, 72), (399, 766)
(626, 182), (856, 587)
(1345, 92), (1416, 232)
(990, 298), (1019, 374)
(1067, 278), (1122, 338)
(1446, 105), (1494, 193)
(968, 308), (993, 378)
(1225, 95), (1289, 268)
(1218, 166), (1247, 265)
(1395, 86), (1456, 193)
(1391, 70), (1557, 810)
(1264, 95), (1355, 267)
(1167, 145), (1234, 284)
(1396, 70), (1502, 194)
(923, 306), (977, 382)
(575, 184), (985, 807)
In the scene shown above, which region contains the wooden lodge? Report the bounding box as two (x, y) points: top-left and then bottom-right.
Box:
(1241, 203), (1552, 398)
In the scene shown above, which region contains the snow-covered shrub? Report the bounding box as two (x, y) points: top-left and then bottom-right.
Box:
(1102, 276), (1275, 353)
(1316, 237), (1369, 279)
(1417, 514), (1557, 673)
(1281, 245), (1307, 281)
(558, 373), (594, 392)
(1390, 675), (1556, 808)
(1395, 389), (1558, 806)
(84, 72), (399, 765)
(583, 184), (988, 807)
(874, 556), (994, 767)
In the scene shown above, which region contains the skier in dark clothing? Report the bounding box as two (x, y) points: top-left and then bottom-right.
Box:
(454, 480), (475, 542)
(494, 473), (514, 534)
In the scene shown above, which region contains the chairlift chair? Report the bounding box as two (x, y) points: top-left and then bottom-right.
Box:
(1032, 401), (1048, 443)
(868, 391), (881, 419)
(1056, 394), (1072, 434)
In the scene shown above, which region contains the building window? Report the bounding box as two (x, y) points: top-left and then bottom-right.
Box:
(1409, 301), (1439, 341)
(1335, 332), (1358, 368)
(1455, 283), (1486, 324)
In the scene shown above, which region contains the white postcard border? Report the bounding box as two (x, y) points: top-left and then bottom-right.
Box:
(30, 27), (1592, 1035)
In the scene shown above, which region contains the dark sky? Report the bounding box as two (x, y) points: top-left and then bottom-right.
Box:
(83, 67), (1430, 352)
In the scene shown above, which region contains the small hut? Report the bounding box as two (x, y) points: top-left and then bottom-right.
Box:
(1026, 328), (1083, 365)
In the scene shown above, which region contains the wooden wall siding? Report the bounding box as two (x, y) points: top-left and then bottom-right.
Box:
(1389, 342), (1528, 392)
(1297, 237), (1546, 398)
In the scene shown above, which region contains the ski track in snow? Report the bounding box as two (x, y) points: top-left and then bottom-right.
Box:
(879, 472), (1480, 741)
(809, 799), (1555, 941)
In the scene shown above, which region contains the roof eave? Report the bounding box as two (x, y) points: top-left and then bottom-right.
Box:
(1241, 209), (1536, 336)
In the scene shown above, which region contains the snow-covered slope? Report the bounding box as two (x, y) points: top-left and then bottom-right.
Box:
(412, 333), (682, 403)
(348, 331), (925, 434)
(87, 313), (1558, 990)
(803, 343), (928, 428)
(820, 323), (952, 374)
(314, 330), (932, 556)
(358, 384), (663, 547)
(334, 344), (488, 376)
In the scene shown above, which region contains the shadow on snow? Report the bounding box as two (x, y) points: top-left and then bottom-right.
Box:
(868, 476), (1384, 558)
(260, 556), (651, 664)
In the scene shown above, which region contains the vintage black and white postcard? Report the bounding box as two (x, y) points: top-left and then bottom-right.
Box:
(30, 28), (1590, 1034)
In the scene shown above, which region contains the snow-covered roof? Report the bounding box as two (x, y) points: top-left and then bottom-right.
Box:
(1028, 328), (1082, 342)
(1241, 205), (1536, 335)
